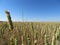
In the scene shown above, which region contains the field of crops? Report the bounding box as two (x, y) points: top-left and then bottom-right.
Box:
(0, 22), (60, 45)
(0, 11), (60, 45)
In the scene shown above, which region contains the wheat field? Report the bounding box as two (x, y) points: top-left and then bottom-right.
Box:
(0, 22), (60, 45)
(0, 11), (60, 45)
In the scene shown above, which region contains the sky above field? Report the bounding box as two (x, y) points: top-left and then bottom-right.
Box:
(0, 0), (60, 22)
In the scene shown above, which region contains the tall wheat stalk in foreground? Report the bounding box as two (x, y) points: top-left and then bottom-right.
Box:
(5, 10), (18, 45)
(5, 10), (13, 30)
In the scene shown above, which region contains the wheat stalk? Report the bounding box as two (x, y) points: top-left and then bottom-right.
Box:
(5, 10), (13, 30)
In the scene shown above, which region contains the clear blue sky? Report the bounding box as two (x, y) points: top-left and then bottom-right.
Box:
(0, 0), (60, 22)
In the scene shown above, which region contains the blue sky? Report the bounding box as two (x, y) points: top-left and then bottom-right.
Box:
(0, 0), (60, 22)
